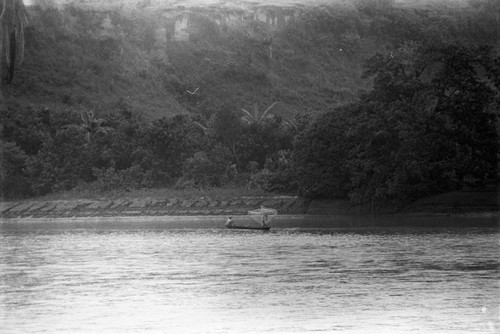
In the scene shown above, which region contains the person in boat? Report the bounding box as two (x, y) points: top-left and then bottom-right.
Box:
(261, 211), (270, 228)
(225, 217), (234, 227)
(258, 205), (275, 227)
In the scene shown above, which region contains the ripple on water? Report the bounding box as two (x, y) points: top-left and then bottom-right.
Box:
(0, 225), (499, 333)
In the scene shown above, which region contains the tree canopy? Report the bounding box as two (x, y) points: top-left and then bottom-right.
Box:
(294, 41), (499, 204)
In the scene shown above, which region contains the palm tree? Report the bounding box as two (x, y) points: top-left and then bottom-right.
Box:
(240, 102), (278, 125)
(0, 0), (29, 84)
(80, 109), (109, 143)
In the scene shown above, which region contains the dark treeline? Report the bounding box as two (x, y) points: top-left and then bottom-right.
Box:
(296, 42), (499, 203)
(1, 0), (499, 206)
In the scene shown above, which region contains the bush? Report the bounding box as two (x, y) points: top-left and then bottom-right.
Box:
(92, 165), (154, 192)
(249, 150), (297, 193)
(237, 118), (293, 171)
(293, 109), (353, 199)
(0, 141), (30, 198)
(25, 125), (93, 195)
(147, 115), (205, 183)
(180, 150), (230, 188)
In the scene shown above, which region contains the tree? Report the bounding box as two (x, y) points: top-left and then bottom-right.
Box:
(240, 102), (278, 125)
(0, 140), (29, 198)
(25, 125), (93, 195)
(294, 42), (498, 204)
(0, 0), (28, 84)
(237, 116), (292, 170)
(180, 150), (230, 188)
(293, 108), (353, 199)
(80, 109), (109, 143)
(349, 42), (498, 203)
(147, 115), (205, 184)
(249, 149), (297, 193)
(210, 104), (243, 169)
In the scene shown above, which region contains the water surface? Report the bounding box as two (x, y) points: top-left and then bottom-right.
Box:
(1, 220), (498, 333)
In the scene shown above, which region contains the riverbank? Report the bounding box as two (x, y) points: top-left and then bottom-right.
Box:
(1, 190), (498, 221)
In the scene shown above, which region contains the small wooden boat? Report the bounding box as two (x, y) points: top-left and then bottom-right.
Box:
(226, 224), (271, 231)
(225, 206), (276, 231)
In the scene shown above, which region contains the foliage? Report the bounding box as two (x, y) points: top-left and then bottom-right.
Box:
(92, 165), (153, 192)
(0, 103), (80, 154)
(295, 41), (498, 203)
(237, 116), (293, 171)
(240, 102), (278, 125)
(249, 149), (297, 193)
(293, 108), (353, 199)
(100, 108), (148, 171)
(0, 140), (29, 198)
(79, 108), (109, 143)
(354, 42), (499, 203)
(208, 104), (243, 168)
(25, 125), (92, 195)
(146, 114), (206, 185)
(179, 149), (231, 188)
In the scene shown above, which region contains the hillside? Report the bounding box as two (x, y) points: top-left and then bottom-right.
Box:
(2, 0), (473, 119)
(4, 0), (499, 120)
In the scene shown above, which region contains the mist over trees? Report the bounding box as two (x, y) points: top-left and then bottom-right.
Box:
(1, 0), (498, 206)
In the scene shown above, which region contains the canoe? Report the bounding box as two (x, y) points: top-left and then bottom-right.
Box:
(226, 225), (271, 231)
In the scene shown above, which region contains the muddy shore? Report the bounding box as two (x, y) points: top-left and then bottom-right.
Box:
(1, 191), (498, 223)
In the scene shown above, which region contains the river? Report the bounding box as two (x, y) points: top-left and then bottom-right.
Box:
(1, 217), (498, 333)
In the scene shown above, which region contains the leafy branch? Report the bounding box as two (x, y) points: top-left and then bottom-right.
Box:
(240, 102), (278, 125)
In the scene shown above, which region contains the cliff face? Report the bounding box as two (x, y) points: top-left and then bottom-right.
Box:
(163, 5), (300, 42)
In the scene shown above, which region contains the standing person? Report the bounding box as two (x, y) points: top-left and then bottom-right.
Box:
(259, 205), (270, 227)
(261, 212), (269, 227)
(225, 217), (234, 227)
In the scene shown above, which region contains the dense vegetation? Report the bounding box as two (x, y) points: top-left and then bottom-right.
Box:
(1, 0), (499, 207)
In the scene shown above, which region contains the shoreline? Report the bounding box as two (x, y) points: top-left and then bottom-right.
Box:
(1, 191), (498, 225)
(1, 213), (498, 230)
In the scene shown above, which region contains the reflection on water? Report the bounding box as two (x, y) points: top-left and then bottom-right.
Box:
(0, 222), (499, 333)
